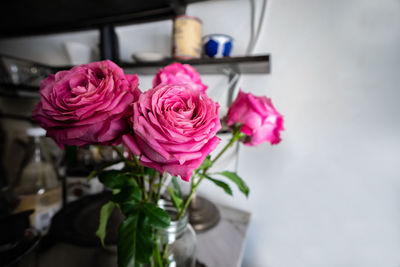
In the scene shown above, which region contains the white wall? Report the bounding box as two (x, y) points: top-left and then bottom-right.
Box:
(2, 0), (400, 266)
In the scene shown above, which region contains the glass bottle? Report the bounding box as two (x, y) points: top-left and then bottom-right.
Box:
(13, 127), (62, 234)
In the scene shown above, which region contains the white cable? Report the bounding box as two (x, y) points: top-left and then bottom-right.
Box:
(249, 0), (268, 53)
(246, 0), (256, 55)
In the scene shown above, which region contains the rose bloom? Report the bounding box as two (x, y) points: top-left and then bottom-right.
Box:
(153, 62), (207, 93)
(32, 60), (140, 147)
(123, 83), (220, 181)
(225, 90), (284, 146)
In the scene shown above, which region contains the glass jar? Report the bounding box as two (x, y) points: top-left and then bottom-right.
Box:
(96, 201), (197, 267)
(158, 200), (197, 267)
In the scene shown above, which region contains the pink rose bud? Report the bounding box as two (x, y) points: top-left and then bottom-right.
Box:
(225, 90), (284, 146)
(153, 62), (207, 93)
(123, 83), (221, 181)
(32, 60), (141, 147)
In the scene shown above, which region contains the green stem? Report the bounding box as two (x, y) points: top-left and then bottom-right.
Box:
(162, 239), (169, 262)
(177, 174), (207, 219)
(195, 175), (204, 188)
(132, 155), (143, 171)
(142, 179), (148, 201)
(190, 174), (195, 190)
(177, 182), (198, 219)
(147, 172), (159, 202)
(132, 156), (147, 200)
(112, 146), (125, 161)
(153, 234), (163, 267)
(155, 172), (167, 203)
(210, 129), (243, 167)
(177, 129), (244, 219)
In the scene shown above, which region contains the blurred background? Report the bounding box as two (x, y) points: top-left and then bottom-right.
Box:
(1, 0), (400, 266)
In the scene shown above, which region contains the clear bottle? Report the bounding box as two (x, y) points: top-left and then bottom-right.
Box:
(13, 127), (62, 234)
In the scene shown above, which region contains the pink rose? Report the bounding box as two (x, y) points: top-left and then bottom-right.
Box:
(122, 84), (221, 181)
(153, 62), (207, 93)
(32, 60), (141, 147)
(225, 90), (284, 146)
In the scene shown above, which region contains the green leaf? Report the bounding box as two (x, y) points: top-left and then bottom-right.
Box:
(142, 203), (171, 229)
(135, 214), (154, 263)
(117, 211), (155, 267)
(120, 201), (139, 216)
(98, 170), (135, 188)
(198, 155), (212, 170)
(96, 201), (115, 247)
(112, 188), (121, 195)
(217, 171), (249, 197)
(167, 186), (183, 210)
(171, 176), (182, 198)
(118, 213), (139, 267)
(112, 186), (142, 204)
(202, 174), (233, 196)
(87, 170), (97, 181)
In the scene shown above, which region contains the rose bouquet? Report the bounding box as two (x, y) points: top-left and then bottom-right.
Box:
(32, 60), (284, 267)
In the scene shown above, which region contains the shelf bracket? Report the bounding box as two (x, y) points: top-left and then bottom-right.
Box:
(221, 65), (240, 107)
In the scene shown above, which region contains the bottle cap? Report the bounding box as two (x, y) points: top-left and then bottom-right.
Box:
(27, 127), (46, 137)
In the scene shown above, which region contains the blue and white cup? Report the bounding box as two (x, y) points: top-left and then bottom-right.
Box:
(202, 34), (233, 58)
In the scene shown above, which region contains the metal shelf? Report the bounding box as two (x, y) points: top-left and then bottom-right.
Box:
(121, 54), (270, 75)
(0, 55), (270, 98)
